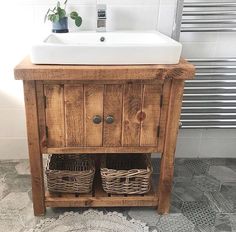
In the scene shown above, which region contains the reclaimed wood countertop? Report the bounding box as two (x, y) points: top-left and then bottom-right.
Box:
(14, 56), (195, 81)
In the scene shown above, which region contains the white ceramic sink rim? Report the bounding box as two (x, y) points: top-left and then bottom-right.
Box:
(31, 31), (182, 65)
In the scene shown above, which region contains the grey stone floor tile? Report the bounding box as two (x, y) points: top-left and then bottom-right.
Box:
(195, 225), (215, 232)
(0, 176), (9, 200)
(149, 226), (159, 232)
(0, 192), (31, 210)
(170, 194), (184, 213)
(5, 174), (31, 192)
(192, 175), (221, 192)
(229, 213), (236, 231)
(225, 159), (236, 167)
(184, 159), (210, 175)
(173, 182), (204, 202)
(15, 160), (30, 175)
(208, 166), (236, 184)
(156, 213), (195, 232)
(204, 192), (234, 213)
(227, 166), (236, 173)
(220, 185), (236, 212)
(128, 208), (160, 226)
(0, 162), (18, 177)
(182, 201), (216, 227)
(205, 158), (227, 166)
(174, 165), (194, 183)
(214, 213), (232, 232)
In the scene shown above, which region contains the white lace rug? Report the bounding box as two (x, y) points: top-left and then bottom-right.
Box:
(28, 209), (156, 232)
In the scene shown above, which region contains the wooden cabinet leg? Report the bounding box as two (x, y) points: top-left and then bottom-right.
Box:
(157, 79), (184, 214)
(24, 81), (46, 216)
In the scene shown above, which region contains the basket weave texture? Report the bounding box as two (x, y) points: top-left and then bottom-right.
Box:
(46, 154), (95, 193)
(100, 154), (153, 195)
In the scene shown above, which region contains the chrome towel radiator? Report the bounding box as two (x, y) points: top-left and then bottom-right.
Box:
(172, 0), (236, 128)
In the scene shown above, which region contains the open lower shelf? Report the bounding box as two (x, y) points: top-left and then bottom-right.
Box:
(45, 174), (158, 208)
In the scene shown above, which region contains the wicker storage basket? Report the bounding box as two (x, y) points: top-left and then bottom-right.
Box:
(46, 154), (95, 193)
(100, 154), (153, 195)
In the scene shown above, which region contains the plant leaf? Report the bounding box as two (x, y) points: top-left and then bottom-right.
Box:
(57, 1), (60, 8)
(44, 8), (50, 23)
(52, 14), (60, 22)
(48, 14), (54, 22)
(64, 0), (68, 6)
(58, 8), (66, 18)
(75, 16), (82, 27)
(70, 11), (78, 20)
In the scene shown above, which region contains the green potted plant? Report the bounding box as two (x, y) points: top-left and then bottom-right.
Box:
(45, 0), (82, 33)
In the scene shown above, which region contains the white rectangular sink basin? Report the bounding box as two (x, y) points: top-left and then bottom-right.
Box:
(31, 31), (182, 65)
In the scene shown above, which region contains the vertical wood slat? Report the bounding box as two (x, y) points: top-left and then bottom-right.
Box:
(122, 84), (142, 146)
(84, 84), (104, 146)
(23, 81), (45, 215)
(44, 85), (65, 147)
(140, 84), (162, 146)
(103, 85), (123, 146)
(36, 81), (47, 152)
(64, 85), (84, 146)
(157, 80), (172, 152)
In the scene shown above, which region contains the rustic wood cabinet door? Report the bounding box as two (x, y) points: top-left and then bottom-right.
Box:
(64, 85), (84, 147)
(44, 85), (65, 148)
(123, 83), (162, 147)
(103, 85), (123, 146)
(44, 82), (163, 149)
(84, 84), (104, 146)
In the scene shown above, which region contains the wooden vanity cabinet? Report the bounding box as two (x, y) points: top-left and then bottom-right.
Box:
(14, 57), (195, 216)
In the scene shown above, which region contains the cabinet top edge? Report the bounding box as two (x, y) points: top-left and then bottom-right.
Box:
(14, 56), (195, 81)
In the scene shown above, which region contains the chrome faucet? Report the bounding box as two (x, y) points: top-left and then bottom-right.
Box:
(97, 4), (106, 32)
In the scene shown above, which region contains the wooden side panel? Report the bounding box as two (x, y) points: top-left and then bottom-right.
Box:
(140, 84), (162, 146)
(23, 81), (45, 216)
(158, 79), (185, 214)
(36, 82), (47, 152)
(103, 85), (123, 146)
(122, 84), (142, 146)
(64, 85), (84, 146)
(45, 85), (65, 147)
(84, 85), (104, 146)
(157, 80), (172, 152)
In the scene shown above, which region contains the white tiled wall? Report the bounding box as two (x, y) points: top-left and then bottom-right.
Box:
(0, 0), (235, 159)
(176, 129), (236, 158)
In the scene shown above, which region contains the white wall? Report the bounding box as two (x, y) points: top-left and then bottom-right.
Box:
(0, 0), (235, 159)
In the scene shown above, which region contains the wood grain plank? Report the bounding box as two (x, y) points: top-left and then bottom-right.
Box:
(140, 84), (162, 146)
(42, 79), (164, 86)
(103, 85), (123, 146)
(45, 192), (157, 208)
(23, 81), (45, 216)
(84, 85), (104, 146)
(122, 84), (142, 146)
(64, 85), (84, 146)
(47, 146), (161, 154)
(36, 81), (47, 152)
(157, 80), (172, 152)
(45, 85), (65, 147)
(158, 79), (185, 214)
(15, 57), (195, 81)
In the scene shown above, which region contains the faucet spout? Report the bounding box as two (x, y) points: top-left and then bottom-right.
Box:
(97, 4), (106, 32)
